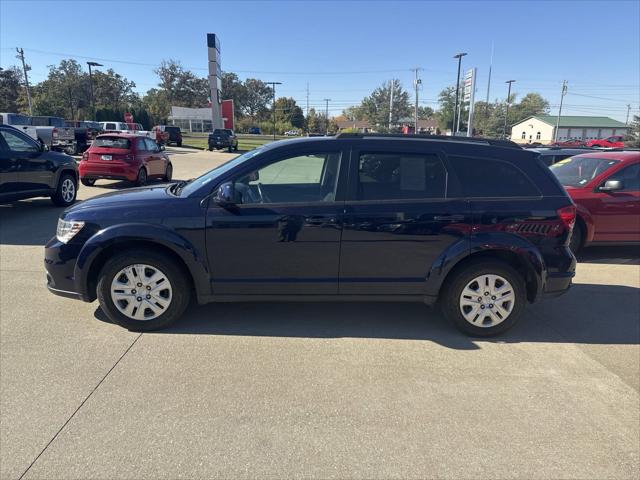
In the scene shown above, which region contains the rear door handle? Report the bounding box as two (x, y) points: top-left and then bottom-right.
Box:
(433, 214), (465, 222)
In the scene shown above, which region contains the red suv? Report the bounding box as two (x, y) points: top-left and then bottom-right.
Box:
(550, 151), (640, 252)
(585, 135), (625, 148)
(79, 134), (172, 187)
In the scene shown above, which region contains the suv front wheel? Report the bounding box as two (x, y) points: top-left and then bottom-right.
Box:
(97, 250), (191, 331)
(441, 260), (526, 337)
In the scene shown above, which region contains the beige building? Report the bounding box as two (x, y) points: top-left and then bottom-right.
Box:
(511, 115), (629, 144)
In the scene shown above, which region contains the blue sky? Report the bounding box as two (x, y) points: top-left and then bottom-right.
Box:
(1, 0), (639, 121)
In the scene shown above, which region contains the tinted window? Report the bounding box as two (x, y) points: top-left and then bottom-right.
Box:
(144, 138), (158, 151)
(234, 152), (341, 204)
(0, 129), (39, 152)
(30, 117), (50, 126)
(357, 152), (446, 200)
(449, 156), (540, 197)
(607, 163), (640, 191)
(105, 123), (116, 130)
(94, 137), (131, 149)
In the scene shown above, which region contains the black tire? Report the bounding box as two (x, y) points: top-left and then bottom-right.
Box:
(81, 178), (96, 186)
(440, 260), (526, 337)
(135, 167), (147, 187)
(228, 145), (233, 153)
(97, 249), (191, 331)
(51, 172), (78, 207)
(177, 141), (182, 147)
(208, 146), (213, 151)
(164, 163), (173, 181)
(233, 144), (239, 151)
(569, 221), (584, 255)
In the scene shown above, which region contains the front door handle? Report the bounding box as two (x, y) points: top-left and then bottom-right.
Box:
(433, 214), (465, 222)
(305, 215), (337, 226)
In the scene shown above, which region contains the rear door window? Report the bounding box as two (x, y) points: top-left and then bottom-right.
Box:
(136, 138), (148, 151)
(357, 152), (446, 200)
(449, 156), (540, 197)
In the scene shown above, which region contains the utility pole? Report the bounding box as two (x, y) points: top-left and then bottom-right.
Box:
(502, 79), (516, 139)
(452, 53), (467, 135)
(554, 80), (568, 143)
(485, 42), (494, 113)
(323, 98), (331, 135)
(306, 82), (310, 135)
(626, 103), (631, 125)
(388, 80), (394, 131)
(412, 68), (422, 135)
(87, 61), (103, 121)
(16, 48), (32, 115)
(265, 81), (282, 140)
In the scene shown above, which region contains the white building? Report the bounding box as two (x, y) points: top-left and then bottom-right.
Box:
(168, 106), (213, 133)
(511, 115), (629, 144)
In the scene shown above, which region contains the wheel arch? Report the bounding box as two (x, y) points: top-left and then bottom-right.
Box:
(427, 234), (546, 304)
(74, 224), (210, 303)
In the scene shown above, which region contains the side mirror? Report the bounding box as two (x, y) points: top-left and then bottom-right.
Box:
(214, 182), (235, 205)
(159, 144), (165, 151)
(599, 180), (623, 192)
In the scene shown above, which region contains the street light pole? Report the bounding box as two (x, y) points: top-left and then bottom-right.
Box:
(87, 62), (103, 121)
(266, 81), (282, 140)
(412, 68), (422, 135)
(452, 52), (467, 135)
(502, 79), (516, 138)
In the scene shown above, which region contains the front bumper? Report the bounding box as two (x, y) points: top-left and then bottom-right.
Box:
(44, 237), (88, 302)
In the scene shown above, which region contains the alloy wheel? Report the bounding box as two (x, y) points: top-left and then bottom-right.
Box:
(61, 178), (75, 203)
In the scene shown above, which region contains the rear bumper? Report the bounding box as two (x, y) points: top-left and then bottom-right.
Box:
(543, 271), (574, 297)
(79, 162), (138, 181)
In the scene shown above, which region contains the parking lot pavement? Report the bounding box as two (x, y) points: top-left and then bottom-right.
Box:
(1, 149), (639, 479)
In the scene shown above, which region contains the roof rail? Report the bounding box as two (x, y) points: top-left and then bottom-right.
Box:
(334, 132), (522, 149)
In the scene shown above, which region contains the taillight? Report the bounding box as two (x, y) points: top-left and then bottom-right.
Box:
(557, 205), (576, 230)
(52, 128), (58, 138)
(124, 154), (135, 162)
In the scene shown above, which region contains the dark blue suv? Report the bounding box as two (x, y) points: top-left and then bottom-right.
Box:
(45, 134), (576, 336)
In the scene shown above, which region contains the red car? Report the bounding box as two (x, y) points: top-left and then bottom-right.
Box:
(550, 151), (640, 252)
(585, 135), (625, 148)
(79, 134), (172, 187)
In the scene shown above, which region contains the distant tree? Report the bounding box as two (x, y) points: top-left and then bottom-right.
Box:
(154, 59), (209, 108)
(358, 79), (411, 130)
(342, 105), (365, 121)
(273, 97), (305, 128)
(0, 66), (25, 113)
(221, 72), (248, 115)
(435, 86), (456, 131)
(625, 114), (640, 147)
(242, 78), (273, 119)
(92, 68), (138, 113)
(306, 107), (323, 133)
(510, 92), (549, 124)
(417, 105), (434, 119)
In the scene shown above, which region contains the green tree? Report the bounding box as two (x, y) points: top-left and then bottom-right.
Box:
(625, 114), (640, 147)
(242, 78), (273, 119)
(273, 97), (304, 128)
(306, 107), (323, 133)
(435, 86), (456, 132)
(358, 79), (411, 130)
(154, 59), (209, 108)
(418, 106), (434, 119)
(0, 66), (26, 113)
(510, 92), (549, 124)
(221, 72), (247, 114)
(92, 68), (138, 112)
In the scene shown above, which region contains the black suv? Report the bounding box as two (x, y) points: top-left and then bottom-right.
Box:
(45, 134), (576, 336)
(208, 129), (238, 152)
(0, 125), (79, 206)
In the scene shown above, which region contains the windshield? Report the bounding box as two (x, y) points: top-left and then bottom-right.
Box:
(550, 156), (619, 187)
(179, 147), (267, 196)
(94, 137), (131, 149)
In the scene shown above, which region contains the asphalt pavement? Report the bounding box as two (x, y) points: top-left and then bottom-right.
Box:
(1, 147), (638, 479)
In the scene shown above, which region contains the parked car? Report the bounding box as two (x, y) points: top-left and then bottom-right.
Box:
(79, 134), (172, 187)
(284, 130), (300, 136)
(45, 133), (576, 336)
(29, 116), (77, 154)
(528, 147), (594, 166)
(152, 125), (182, 147)
(549, 151), (640, 253)
(0, 125), (78, 206)
(98, 122), (131, 134)
(585, 135), (625, 149)
(0, 112), (39, 141)
(248, 127), (261, 135)
(551, 138), (585, 147)
(208, 129), (238, 152)
(126, 122), (155, 140)
(65, 120), (103, 154)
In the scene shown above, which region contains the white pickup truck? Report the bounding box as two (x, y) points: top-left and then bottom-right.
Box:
(0, 113), (76, 154)
(98, 122), (155, 140)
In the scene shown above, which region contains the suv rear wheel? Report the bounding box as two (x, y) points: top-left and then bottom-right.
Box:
(441, 260), (526, 336)
(97, 250), (191, 331)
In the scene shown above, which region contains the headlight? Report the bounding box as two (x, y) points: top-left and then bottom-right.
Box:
(56, 218), (85, 244)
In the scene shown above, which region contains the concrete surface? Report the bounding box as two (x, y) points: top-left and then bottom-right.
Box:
(1, 147), (638, 479)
